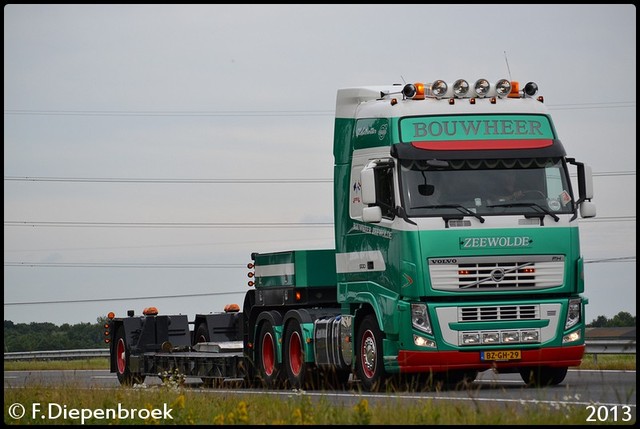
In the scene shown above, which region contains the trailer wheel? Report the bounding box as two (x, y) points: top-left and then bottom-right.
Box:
(355, 314), (386, 392)
(114, 326), (145, 386)
(194, 322), (215, 387)
(256, 320), (282, 388)
(195, 322), (210, 345)
(519, 366), (568, 387)
(283, 319), (312, 389)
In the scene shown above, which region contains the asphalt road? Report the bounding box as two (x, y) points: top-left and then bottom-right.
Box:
(4, 368), (636, 410)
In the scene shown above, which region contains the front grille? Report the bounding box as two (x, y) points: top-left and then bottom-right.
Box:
(459, 305), (539, 321)
(429, 255), (564, 291)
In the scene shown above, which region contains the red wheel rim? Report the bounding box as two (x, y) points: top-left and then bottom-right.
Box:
(262, 331), (275, 376)
(289, 331), (303, 376)
(116, 338), (126, 374)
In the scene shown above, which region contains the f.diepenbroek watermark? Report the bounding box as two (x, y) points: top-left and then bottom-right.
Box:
(8, 402), (174, 424)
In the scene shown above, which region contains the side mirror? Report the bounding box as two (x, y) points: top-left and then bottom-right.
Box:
(360, 166), (376, 205)
(580, 201), (596, 218)
(362, 206), (382, 223)
(582, 165), (594, 200)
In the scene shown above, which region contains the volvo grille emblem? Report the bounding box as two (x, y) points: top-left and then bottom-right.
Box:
(490, 268), (506, 283)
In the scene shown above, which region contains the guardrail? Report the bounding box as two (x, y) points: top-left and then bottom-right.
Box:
(4, 348), (109, 361)
(4, 340), (636, 361)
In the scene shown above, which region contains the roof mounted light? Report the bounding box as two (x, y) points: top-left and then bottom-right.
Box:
(402, 83), (416, 98)
(524, 81), (539, 97)
(508, 81), (520, 98)
(403, 82), (425, 100)
(474, 79), (490, 98)
(495, 79), (511, 98)
(453, 79), (469, 98)
(431, 80), (448, 99)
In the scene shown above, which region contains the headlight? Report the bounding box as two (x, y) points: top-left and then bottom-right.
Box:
(565, 298), (582, 329)
(411, 303), (432, 335)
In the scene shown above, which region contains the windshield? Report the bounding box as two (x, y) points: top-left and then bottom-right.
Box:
(399, 158), (575, 218)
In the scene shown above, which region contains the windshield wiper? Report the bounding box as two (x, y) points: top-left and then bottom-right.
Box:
(486, 202), (560, 223)
(411, 204), (485, 223)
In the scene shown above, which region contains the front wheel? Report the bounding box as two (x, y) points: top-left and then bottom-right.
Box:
(520, 366), (568, 387)
(355, 314), (387, 392)
(114, 326), (145, 386)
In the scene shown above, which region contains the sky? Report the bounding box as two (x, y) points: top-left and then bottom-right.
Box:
(4, 4), (636, 326)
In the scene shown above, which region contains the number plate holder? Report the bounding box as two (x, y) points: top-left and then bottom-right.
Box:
(481, 350), (522, 361)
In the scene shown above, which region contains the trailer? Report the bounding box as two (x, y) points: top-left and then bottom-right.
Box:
(106, 77), (596, 390)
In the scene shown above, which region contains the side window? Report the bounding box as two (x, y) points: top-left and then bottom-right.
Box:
(375, 165), (395, 219)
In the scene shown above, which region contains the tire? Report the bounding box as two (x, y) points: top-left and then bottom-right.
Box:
(194, 322), (215, 387)
(195, 322), (210, 345)
(256, 320), (282, 388)
(114, 326), (145, 386)
(283, 319), (312, 389)
(519, 366), (568, 387)
(355, 314), (387, 392)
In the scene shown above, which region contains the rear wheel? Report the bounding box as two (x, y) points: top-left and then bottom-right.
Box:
(520, 366), (568, 387)
(356, 314), (387, 392)
(114, 326), (145, 386)
(256, 320), (282, 388)
(283, 319), (313, 389)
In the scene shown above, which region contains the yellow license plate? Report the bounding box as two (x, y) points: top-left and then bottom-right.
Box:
(481, 350), (522, 361)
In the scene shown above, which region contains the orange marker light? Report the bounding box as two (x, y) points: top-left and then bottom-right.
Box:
(107, 312), (115, 320)
(224, 303), (240, 313)
(508, 81), (520, 98)
(414, 82), (425, 100)
(143, 307), (158, 316)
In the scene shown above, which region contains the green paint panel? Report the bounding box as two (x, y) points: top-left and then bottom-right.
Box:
(254, 249), (337, 288)
(354, 118), (391, 149)
(400, 114), (555, 142)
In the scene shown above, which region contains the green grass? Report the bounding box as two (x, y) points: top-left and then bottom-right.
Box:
(4, 355), (635, 425)
(3, 384), (614, 425)
(4, 358), (109, 371)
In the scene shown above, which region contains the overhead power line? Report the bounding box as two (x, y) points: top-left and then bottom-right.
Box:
(584, 256), (636, 264)
(3, 109), (333, 117)
(3, 101), (635, 117)
(3, 171), (635, 183)
(4, 262), (246, 268)
(3, 218), (632, 229)
(4, 221), (334, 228)
(4, 255), (635, 307)
(5, 256), (635, 269)
(3, 176), (333, 183)
(3, 290), (246, 306)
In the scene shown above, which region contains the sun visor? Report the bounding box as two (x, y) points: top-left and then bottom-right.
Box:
(390, 139), (566, 160)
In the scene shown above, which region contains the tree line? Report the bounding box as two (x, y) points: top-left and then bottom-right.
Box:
(3, 312), (636, 353)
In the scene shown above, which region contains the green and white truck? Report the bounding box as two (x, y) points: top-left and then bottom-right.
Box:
(107, 77), (596, 391)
